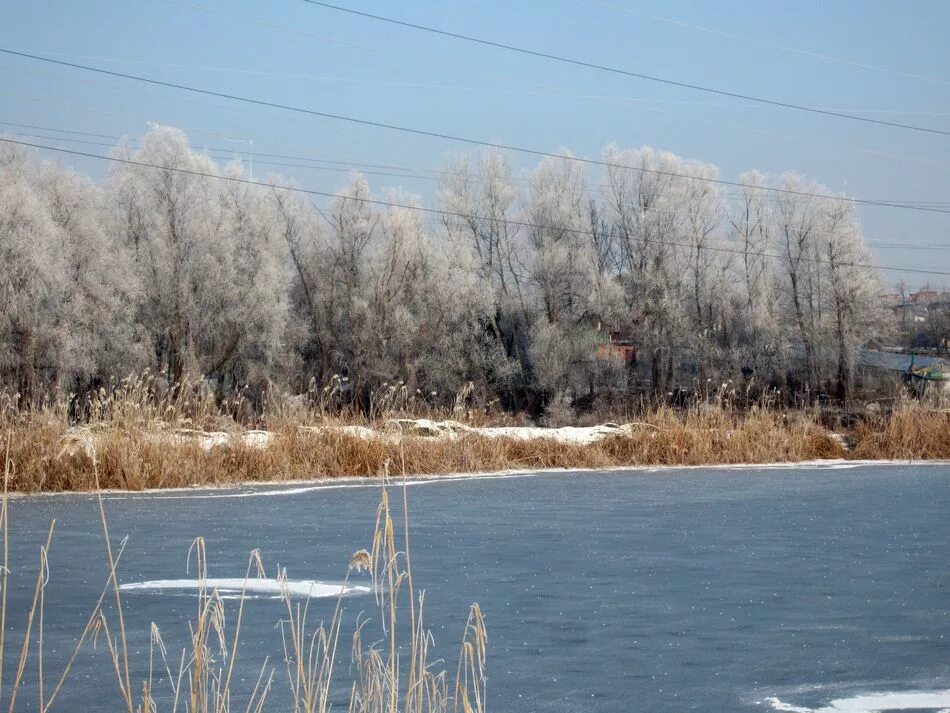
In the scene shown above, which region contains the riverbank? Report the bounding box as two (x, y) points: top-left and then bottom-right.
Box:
(3, 403), (948, 492)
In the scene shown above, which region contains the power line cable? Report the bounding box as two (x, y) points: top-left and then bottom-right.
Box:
(6, 128), (453, 184)
(4, 135), (950, 277)
(11, 118), (950, 234)
(10, 111), (950, 211)
(7, 53), (950, 172)
(27, 131), (950, 249)
(8, 112), (950, 208)
(18, 124), (950, 222)
(18, 122), (950, 240)
(298, 0), (950, 137)
(580, 0), (950, 87)
(0, 101), (456, 178)
(163, 0), (556, 92)
(2, 48), (948, 216)
(167, 0), (950, 118)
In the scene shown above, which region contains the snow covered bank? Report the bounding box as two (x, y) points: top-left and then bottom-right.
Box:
(59, 419), (651, 454)
(28, 408), (944, 494)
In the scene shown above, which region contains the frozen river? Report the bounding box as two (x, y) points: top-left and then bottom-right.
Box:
(4, 462), (949, 712)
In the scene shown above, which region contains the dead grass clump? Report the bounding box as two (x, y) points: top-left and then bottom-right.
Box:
(599, 408), (844, 466)
(850, 402), (950, 460)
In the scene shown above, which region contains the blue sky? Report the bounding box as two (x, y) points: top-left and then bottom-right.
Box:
(2, 0), (950, 285)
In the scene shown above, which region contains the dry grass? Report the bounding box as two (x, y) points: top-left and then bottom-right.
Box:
(2, 409), (844, 492)
(850, 401), (950, 460)
(1, 376), (947, 493)
(598, 407), (845, 465)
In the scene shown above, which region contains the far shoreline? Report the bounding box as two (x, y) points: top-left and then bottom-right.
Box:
(6, 405), (949, 494)
(12, 457), (949, 499)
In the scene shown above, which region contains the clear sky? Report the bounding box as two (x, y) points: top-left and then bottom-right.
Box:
(2, 0), (950, 286)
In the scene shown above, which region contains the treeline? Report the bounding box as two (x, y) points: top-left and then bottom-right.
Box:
(0, 126), (891, 417)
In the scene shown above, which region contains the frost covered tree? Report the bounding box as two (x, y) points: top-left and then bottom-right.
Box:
(37, 160), (146, 388)
(0, 127), (896, 413)
(438, 152), (529, 408)
(818, 197), (885, 400)
(774, 174), (826, 397)
(208, 165), (288, 393)
(0, 142), (68, 403)
(728, 171), (783, 386)
(0, 142), (145, 401)
(106, 125), (285, 390)
(523, 153), (624, 410)
(602, 145), (692, 394)
(525, 153), (594, 325)
(279, 174), (496, 408)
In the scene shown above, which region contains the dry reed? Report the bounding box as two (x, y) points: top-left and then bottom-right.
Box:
(850, 400), (950, 460)
(0, 376), (946, 493)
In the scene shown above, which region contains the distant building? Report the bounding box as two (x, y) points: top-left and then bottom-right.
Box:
(906, 358), (950, 396)
(910, 290), (940, 304)
(594, 320), (637, 363)
(888, 288), (949, 325)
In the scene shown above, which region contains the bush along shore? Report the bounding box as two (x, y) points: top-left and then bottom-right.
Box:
(2, 381), (948, 492)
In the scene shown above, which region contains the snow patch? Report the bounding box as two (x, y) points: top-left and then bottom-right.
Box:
(763, 689), (950, 713)
(59, 419), (651, 457)
(119, 577), (370, 599)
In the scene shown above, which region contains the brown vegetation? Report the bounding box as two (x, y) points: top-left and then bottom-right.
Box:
(850, 401), (950, 460)
(2, 380), (946, 493)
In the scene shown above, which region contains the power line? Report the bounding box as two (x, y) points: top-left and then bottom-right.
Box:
(25, 130), (950, 251)
(8, 52), (950, 173)
(4, 135), (950, 277)
(15, 118), (950, 248)
(162, 0), (554, 93)
(12, 119), (950, 226)
(2, 48), (949, 216)
(870, 243), (950, 252)
(8, 108), (950, 209)
(161, 1), (950, 119)
(0, 95), (454, 178)
(580, 0), (950, 88)
(6, 128), (453, 184)
(297, 0), (950, 137)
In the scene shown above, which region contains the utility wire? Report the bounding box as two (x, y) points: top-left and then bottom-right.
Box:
(26, 128), (950, 250)
(4, 135), (950, 277)
(6, 128), (451, 184)
(580, 0), (950, 88)
(163, 0), (554, 92)
(298, 0), (950, 137)
(6, 112), (950, 208)
(165, 1), (950, 117)
(12, 121), (950, 236)
(2, 48), (949, 216)
(7, 52), (950, 172)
